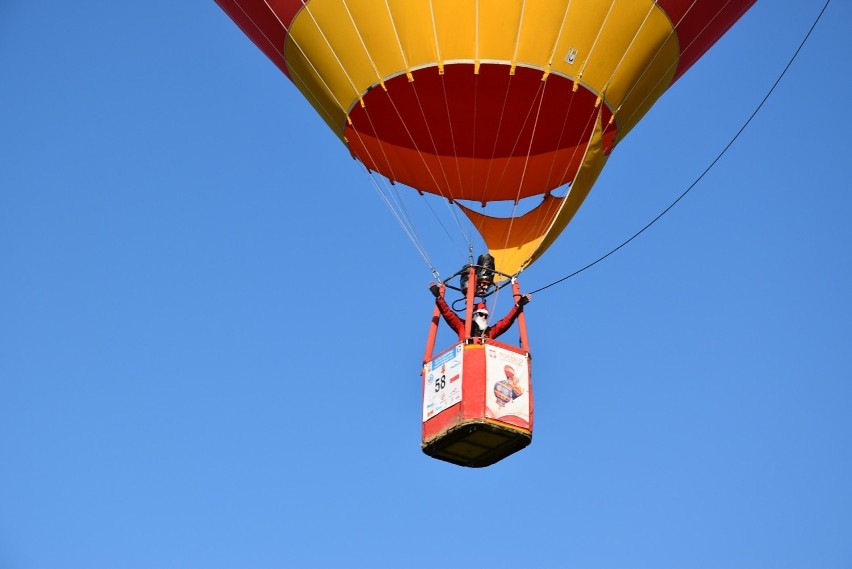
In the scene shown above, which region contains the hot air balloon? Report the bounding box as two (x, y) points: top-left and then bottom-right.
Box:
(215, 0), (755, 466)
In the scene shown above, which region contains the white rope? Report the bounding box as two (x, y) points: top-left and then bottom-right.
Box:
(343, 1), (479, 267)
(507, 94), (600, 271)
(542, 88), (578, 192)
(364, 170), (438, 273)
(476, 72), (513, 206)
(618, 0), (736, 129)
(344, 92), (462, 270)
(475, 0), (480, 67)
(340, 0), (386, 90)
(261, 1), (347, 116)
(240, 2), (339, 126)
(522, 0), (696, 258)
(483, 79), (547, 200)
(437, 74), (464, 210)
(510, 0), (528, 72)
(522, 0), (738, 269)
(545, 0), (575, 73)
(372, 2), (474, 251)
(501, 77), (552, 252)
(614, 0), (700, 118)
(429, 0), (443, 71)
(383, 0), (412, 77)
(575, 0), (618, 85)
(600, 3), (657, 96)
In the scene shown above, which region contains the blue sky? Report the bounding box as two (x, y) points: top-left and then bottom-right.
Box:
(1, 1), (850, 568)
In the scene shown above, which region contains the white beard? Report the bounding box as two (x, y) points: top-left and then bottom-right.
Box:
(474, 316), (488, 331)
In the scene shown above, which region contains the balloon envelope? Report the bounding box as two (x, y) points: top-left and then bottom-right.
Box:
(216, 0), (755, 274)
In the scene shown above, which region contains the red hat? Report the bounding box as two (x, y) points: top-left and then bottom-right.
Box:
(473, 302), (489, 315)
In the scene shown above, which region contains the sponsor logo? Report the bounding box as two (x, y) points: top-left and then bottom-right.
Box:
(496, 350), (526, 366)
(432, 346), (460, 367)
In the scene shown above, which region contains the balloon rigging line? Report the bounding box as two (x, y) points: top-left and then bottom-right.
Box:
(577, 0), (617, 85)
(253, 3), (340, 126)
(604, 3), (657, 96)
(429, 1), (443, 68)
(338, 2), (473, 262)
(528, 0), (832, 296)
(524, 0), (657, 257)
(526, 0), (676, 262)
(620, 0), (733, 132)
(435, 68), (475, 251)
(546, 0), (575, 73)
(409, 75), (466, 225)
(341, 0), (385, 85)
(510, 1), (528, 70)
(433, 4), (474, 253)
(293, 0), (473, 254)
(276, 0), (739, 278)
(369, 78), (470, 240)
(520, 106), (602, 271)
(477, 73), (515, 207)
(373, 3), (472, 239)
(485, 0), (664, 267)
(438, 71), (466, 220)
(523, 99), (598, 253)
(323, 66), (448, 269)
(525, 0), (769, 284)
(279, 4), (347, 112)
(365, 170), (438, 276)
(485, 78), (547, 201)
(357, 78), (472, 257)
(348, 93), (461, 266)
(542, 87), (576, 192)
(502, 77), (551, 253)
(406, 80), (476, 251)
(278, 61), (339, 136)
(353, 122), (466, 264)
(296, 2), (362, 101)
(329, 0), (452, 258)
(523, 0), (655, 270)
(475, 0), (480, 64)
(384, 0), (411, 74)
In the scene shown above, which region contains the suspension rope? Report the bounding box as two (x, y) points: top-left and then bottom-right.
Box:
(296, 1), (364, 103)
(477, 73), (514, 206)
(522, 0), (667, 260)
(544, 0), (575, 78)
(340, 1), (476, 260)
(286, 0), (457, 271)
(364, 170), (439, 276)
(601, 3), (657, 97)
(376, 3), (473, 234)
(575, 0), (617, 86)
(501, 77), (552, 251)
(431, 3), (466, 238)
(619, 0), (725, 132)
(528, 0), (832, 296)
(260, 2), (344, 123)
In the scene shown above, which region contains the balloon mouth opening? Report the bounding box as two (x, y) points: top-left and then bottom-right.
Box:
(344, 62), (616, 203)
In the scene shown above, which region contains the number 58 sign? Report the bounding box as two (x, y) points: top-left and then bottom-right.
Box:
(422, 344), (464, 422)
